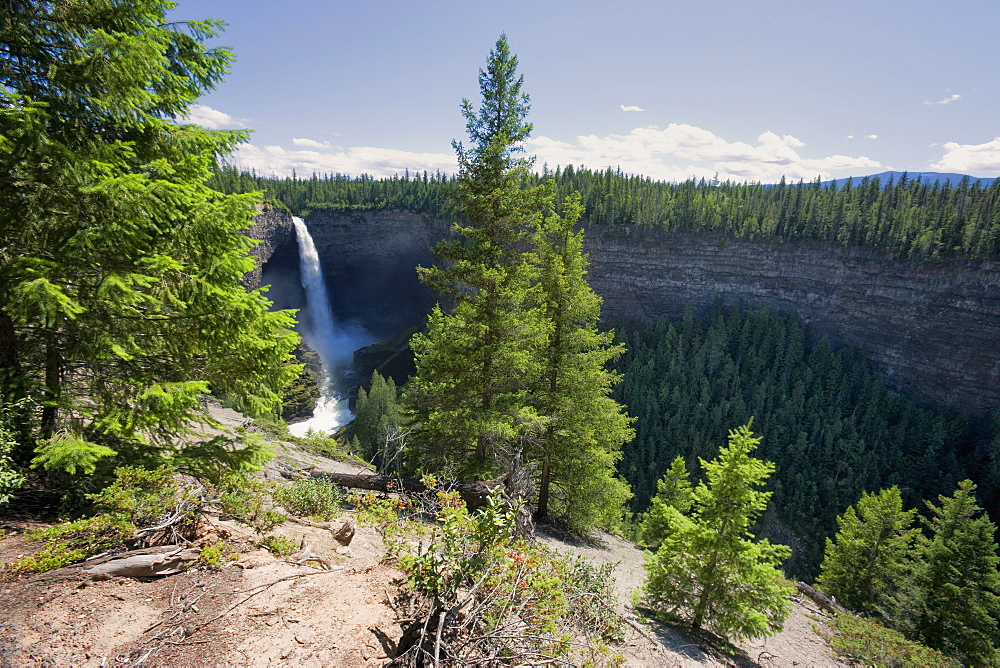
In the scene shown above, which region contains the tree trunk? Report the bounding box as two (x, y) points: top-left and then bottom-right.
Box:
(40, 331), (61, 439)
(534, 457), (551, 521)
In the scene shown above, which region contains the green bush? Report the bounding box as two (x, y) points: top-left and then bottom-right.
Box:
(216, 473), (285, 534)
(274, 477), (343, 521)
(825, 614), (958, 667)
(4, 466), (194, 574)
(259, 534), (298, 557)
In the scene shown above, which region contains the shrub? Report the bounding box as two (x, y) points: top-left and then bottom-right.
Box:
(216, 473), (285, 534)
(825, 614), (958, 667)
(259, 534), (298, 558)
(361, 489), (625, 666)
(273, 477), (343, 521)
(4, 466), (196, 574)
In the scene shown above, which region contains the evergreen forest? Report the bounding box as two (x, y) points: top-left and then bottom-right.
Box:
(211, 162), (1000, 260)
(610, 305), (990, 579)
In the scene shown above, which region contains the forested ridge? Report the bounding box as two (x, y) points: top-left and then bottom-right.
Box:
(211, 163), (1000, 259)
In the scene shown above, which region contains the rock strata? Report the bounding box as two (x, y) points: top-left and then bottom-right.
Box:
(251, 210), (1000, 416)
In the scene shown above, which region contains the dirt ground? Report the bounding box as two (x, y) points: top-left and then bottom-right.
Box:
(536, 530), (845, 667)
(0, 404), (847, 666)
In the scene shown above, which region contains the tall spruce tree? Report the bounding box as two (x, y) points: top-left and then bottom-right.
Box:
(907, 480), (1000, 665)
(816, 487), (918, 616)
(0, 2), (299, 476)
(639, 423), (793, 641)
(404, 35), (549, 477)
(530, 193), (633, 528)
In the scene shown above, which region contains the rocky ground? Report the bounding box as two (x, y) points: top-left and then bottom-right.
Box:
(0, 404), (846, 667)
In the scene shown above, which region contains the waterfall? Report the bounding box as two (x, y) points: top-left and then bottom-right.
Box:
(288, 216), (354, 437)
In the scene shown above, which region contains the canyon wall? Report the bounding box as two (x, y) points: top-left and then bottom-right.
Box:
(243, 206), (295, 289)
(254, 210), (1000, 416)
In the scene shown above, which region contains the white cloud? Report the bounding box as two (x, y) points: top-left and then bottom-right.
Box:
(231, 143), (457, 178)
(924, 93), (961, 106)
(291, 137), (337, 149)
(228, 122), (885, 183)
(620, 105), (645, 112)
(929, 137), (1000, 174)
(865, 134), (878, 139)
(527, 123), (881, 183)
(177, 104), (248, 129)
(846, 135), (854, 139)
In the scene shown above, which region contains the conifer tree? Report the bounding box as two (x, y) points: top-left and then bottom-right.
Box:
(529, 193), (634, 529)
(0, 2), (299, 475)
(404, 35), (549, 477)
(816, 487), (918, 616)
(354, 371), (401, 470)
(907, 480), (1000, 665)
(638, 455), (693, 550)
(640, 423), (793, 641)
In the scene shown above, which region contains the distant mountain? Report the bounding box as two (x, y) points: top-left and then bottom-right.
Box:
(819, 171), (996, 189)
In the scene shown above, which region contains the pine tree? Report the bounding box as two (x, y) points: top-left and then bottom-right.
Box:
(638, 455), (693, 549)
(529, 193), (633, 529)
(354, 371), (401, 470)
(0, 2), (299, 475)
(640, 423), (793, 641)
(908, 480), (1000, 665)
(816, 487), (918, 616)
(404, 35), (549, 478)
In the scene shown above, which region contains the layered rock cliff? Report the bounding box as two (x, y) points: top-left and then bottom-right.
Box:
(243, 206), (295, 289)
(253, 210), (1000, 416)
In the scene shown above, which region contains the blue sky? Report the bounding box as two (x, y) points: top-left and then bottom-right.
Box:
(172, 0), (1000, 183)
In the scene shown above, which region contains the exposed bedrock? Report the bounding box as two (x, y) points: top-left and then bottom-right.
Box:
(251, 210), (1000, 416)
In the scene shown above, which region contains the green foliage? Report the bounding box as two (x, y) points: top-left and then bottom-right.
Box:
(530, 193), (634, 530)
(825, 614), (959, 668)
(216, 474), (285, 534)
(195, 542), (237, 569)
(173, 434), (273, 487)
(0, 1), (299, 479)
(404, 36), (631, 532)
(213, 166), (1000, 261)
(4, 466), (193, 574)
(614, 305), (973, 578)
(639, 424), (793, 642)
(360, 488), (625, 665)
(0, 400), (27, 504)
(817, 487), (918, 616)
(637, 456), (693, 550)
(354, 371), (401, 470)
(404, 35), (551, 480)
(31, 431), (117, 475)
(258, 534), (298, 558)
(904, 480), (1000, 665)
(273, 477), (344, 522)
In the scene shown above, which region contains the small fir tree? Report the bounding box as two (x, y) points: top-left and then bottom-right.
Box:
(908, 480), (1000, 665)
(816, 486), (918, 616)
(638, 455), (693, 550)
(639, 423), (793, 641)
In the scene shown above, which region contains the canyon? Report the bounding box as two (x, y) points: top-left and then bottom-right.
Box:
(248, 209), (1000, 417)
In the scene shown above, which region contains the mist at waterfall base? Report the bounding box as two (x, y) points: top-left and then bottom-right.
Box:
(288, 216), (373, 438)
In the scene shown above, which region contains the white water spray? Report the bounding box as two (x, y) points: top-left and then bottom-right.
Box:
(288, 216), (355, 437)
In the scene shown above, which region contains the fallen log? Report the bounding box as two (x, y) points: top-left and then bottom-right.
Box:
(310, 471), (506, 511)
(796, 581), (847, 614)
(84, 545), (201, 580)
